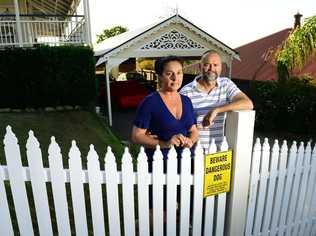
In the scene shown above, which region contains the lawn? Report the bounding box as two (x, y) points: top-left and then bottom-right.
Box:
(0, 110), (124, 168)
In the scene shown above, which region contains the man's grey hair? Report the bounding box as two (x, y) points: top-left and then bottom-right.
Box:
(201, 49), (220, 60)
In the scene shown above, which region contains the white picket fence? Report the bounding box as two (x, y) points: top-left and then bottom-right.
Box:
(245, 138), (316, 236)
(0, 125), (231, 236)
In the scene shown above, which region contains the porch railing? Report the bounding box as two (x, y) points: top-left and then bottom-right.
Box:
(0, 15), (87, 47)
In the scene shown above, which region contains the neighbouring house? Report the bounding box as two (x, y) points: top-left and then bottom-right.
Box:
(94, 14), (239, 126)
(0, 0), (92, 47)
(232, 13), (316, 82)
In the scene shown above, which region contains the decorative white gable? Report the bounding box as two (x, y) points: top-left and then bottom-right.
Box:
(140, 30), (205, 50)
(95, 14), (239, 67)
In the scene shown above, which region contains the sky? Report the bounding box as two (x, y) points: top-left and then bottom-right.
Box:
(89, 0), (316, 49)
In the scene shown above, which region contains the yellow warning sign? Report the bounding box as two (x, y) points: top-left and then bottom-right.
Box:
(203, 150), (232, 197)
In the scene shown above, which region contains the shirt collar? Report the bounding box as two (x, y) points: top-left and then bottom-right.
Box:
(192, 75), (221, 90)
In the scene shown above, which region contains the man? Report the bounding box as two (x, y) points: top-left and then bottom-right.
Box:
(180, 50), (253, 151)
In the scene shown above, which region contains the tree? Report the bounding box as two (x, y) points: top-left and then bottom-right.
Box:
(276, 15), (316, 81)
(96, 26), (128, 43)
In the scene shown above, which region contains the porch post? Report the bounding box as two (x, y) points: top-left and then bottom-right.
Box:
(82, 0), (92, 46)
(225, 110), (255, 236)
(228, 55), (233, 78)
(105, 63), (113, 126)
(13, 0), (23, 47)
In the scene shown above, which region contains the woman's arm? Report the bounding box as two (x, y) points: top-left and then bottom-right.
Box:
(131, 126), (193, 149)
(131, 126), (172, 149)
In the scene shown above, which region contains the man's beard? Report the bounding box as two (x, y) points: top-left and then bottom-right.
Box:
(203, 72), (218, 81)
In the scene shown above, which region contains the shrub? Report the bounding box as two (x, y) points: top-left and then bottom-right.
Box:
(0, 46), (96, 108)
(251, 77), (316, 136)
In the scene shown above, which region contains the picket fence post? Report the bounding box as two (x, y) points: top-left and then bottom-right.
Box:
(225, 110), (255, 236)
(4, 126), (34, 235)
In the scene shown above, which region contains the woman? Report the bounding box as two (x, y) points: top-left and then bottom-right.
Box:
(131, 56), (199, 169)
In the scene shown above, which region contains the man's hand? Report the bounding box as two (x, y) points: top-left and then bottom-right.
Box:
(202, 109), (218, 127)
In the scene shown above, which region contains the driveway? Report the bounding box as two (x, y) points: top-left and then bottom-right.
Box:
(111, 107), (137, 143)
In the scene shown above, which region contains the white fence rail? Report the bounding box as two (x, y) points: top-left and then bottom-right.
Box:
(0, 17), (87, 47)
(245, 138), (316, 236)
(0, 126), (230, 235)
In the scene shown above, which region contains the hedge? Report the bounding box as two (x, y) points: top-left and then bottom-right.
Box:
(251, 77), (316, 136)
(0, 46), (96, 108)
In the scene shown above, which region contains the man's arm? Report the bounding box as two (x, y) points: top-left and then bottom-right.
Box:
(202, 92), (253, 127)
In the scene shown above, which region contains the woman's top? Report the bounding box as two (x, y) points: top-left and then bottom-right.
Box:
(133, 91), (197, 161)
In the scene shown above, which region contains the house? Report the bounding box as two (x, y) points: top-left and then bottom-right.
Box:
(0, 0), (92, 47)
(232, 13), (316, 82)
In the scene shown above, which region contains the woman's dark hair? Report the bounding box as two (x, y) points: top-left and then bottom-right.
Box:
(154, 56), (183, 76)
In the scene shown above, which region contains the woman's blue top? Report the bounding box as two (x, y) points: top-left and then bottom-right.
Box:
(133, 91), (197, 160)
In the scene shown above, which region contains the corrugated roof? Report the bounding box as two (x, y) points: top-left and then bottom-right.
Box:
(232, 28), (316, 81)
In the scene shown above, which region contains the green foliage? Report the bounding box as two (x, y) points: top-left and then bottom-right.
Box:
(251, 76), (316, 136)
(276, 15), (316, 80)
(0, 46), (96, 108)
(96, 25), (128, 43)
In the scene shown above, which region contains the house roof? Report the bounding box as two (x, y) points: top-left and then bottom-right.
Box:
(94, 14), (240, 66)
(231, 28), (316, 81)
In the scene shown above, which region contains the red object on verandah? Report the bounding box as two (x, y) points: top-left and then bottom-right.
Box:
(110, 80), (149, 108)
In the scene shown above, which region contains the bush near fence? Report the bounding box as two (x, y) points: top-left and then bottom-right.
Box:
(251, 76), (316, 137)
(0, 46), (96, 109)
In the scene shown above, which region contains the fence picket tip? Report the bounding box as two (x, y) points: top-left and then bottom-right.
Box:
(5, 125), (12, 132)
(105, 146), (115, 163)
(137, 146), (147, 162)
(194, 141), (203, 157)
(272, 140), (280, 152)
(26, 130), (39, 148)
(290, 141), (297, 152)
(255, 137), (260, 144)
(220, 136), (229, 150)
(167, 145), (177, 159)
(153, 145), (163, 161)
(51, 136), (56, 142)
(207, 138), (216, 154)
(71, 140), (77, 147)
(122, 147), (132, 162)
(299, 141), (305, 150)
(272, 139), (279, 147)
(89, 144), (95, 150)
(4, 125), (18, 145)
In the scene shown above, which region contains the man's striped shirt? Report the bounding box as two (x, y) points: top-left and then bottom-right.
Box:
(180, 76), (241, 150)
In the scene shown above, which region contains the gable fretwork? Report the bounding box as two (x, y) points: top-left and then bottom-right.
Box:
(140, 30), (205, 50)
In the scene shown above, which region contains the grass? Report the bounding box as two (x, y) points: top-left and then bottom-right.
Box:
(0, 110), (127, 234)
(0, 110), (124, 168)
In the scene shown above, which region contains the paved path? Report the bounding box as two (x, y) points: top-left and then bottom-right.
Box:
(110, 107), (137, 143)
